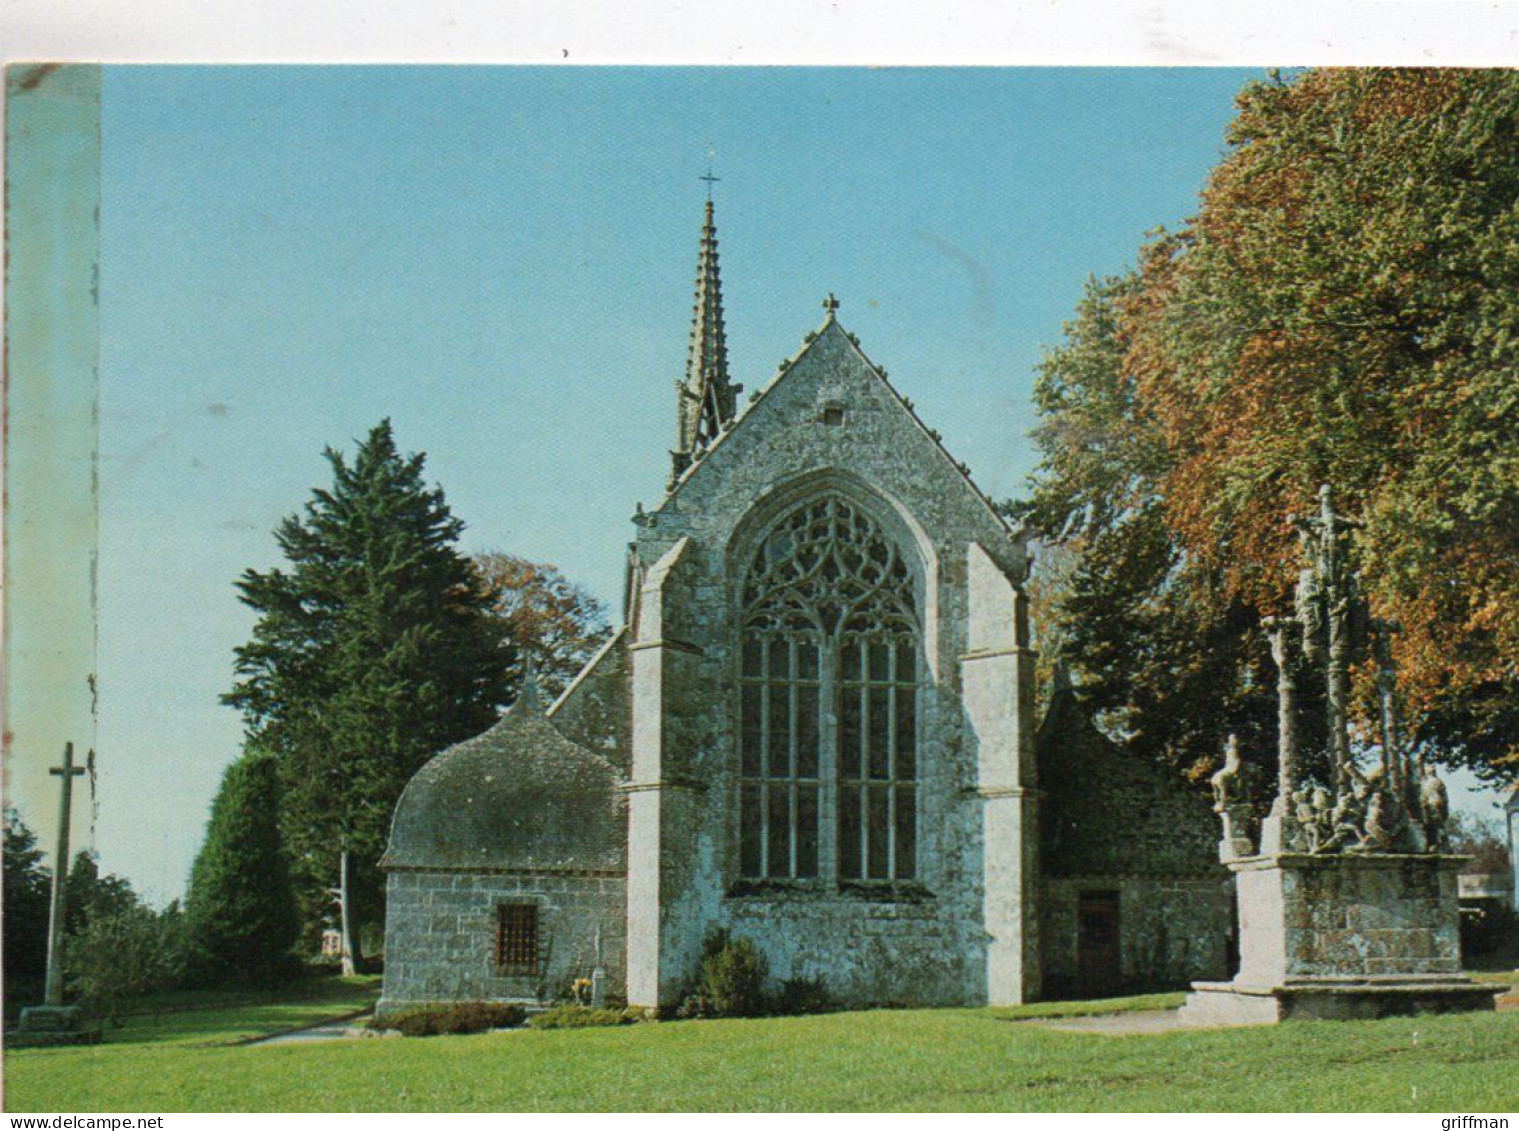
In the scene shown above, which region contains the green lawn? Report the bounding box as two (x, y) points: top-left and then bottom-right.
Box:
(6, 986), (1517, 1112)
(8, 975), (380, 1050)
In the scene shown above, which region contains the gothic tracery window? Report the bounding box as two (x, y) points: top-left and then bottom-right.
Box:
(739, 495), (919, 885)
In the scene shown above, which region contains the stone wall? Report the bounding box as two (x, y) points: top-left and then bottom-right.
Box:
(1036, 686), (1222, 880)
(1033, 683), (1231, 997)
(377, 869), (626, 1018)
(1041, 876), (1232, 998)
(549, 629), (632, 776)
(724, 891), (977, 1005)
(622, 316), (1036, 1007)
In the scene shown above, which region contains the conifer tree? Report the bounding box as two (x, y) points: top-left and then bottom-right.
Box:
(185, 750), (300, 983)
(224, 420), (514, 958)
(3, 810), (52, 985)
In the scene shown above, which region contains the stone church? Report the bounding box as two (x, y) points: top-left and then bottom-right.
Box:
(377, 203), (1230, 1016)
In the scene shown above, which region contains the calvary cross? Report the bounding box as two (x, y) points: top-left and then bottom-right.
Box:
(43, 742), (88, 1007)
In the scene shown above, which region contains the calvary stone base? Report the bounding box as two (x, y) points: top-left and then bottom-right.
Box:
(1182, 850), (1501, 1024)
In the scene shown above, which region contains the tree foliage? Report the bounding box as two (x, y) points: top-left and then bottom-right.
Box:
(1446, 811), (1511, 875)
(3, 810), (52, 984)
(185, 750), (301, 983)
(1019, 278), (1276, 780)
(4, 812), (190, 1015)
(224, 420), (515, 938)
(471, 552), (612, 704)
(64, 851), (140, 938)
(1020, 69), (1519, 780)
(63, 903), (190, 1024)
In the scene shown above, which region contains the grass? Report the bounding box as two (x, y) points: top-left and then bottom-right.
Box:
(7, 975), (381, 1050)
(1470, 961), (1519, 990)
(989, 990), (1185, 1021)
(6, 984), (1517, 1112)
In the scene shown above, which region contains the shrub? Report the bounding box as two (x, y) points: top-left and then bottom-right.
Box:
(678, 929), (768, 1019)
(378, 1002), (526, 1036)
(63, 904), (192, 1025)
(773, 976), (837, 1016)
(528, 1004), (635, 1030)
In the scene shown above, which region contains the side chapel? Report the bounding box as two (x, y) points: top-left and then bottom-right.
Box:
(377, 203), (1229, 1015)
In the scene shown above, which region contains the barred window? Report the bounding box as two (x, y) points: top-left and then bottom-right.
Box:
(740, 495), (919, 884)
(495, 903), (539, 973)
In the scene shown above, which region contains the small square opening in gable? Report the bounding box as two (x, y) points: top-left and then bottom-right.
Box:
(822, 406), (846, 427)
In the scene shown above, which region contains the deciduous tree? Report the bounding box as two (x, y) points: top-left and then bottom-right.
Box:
(471, 552), (612, 704)
(1020, 69), (1519, 781)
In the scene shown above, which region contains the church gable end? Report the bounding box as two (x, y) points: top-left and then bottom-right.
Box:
(621, 259), (1038, 1006)
(654, 311), (1022, 584)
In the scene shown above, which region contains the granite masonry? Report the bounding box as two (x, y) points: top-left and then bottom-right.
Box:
(377, 202), (1231, 1016)
(1037, 676), (1231, 999)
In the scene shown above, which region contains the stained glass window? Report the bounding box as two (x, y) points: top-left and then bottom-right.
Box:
(740, 496), (919, 883)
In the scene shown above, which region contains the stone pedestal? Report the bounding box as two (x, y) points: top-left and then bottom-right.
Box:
(11, 1005), (100, 1047)
(1181, 852), (1504, 1025)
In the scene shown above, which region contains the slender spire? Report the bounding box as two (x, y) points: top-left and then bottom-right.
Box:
(670, 197), (739, 487)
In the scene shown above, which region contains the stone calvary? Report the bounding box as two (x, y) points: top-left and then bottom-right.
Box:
(1182, 485), (1503, 1024)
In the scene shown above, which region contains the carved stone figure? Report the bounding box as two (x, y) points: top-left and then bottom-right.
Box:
(1292, 788), (1315, 828)
(1419, 762), (1450, 851)
(1212, 735), (1243, 813)
(1302, 786), (1333, 853)
(1357, 786), (1407, 853)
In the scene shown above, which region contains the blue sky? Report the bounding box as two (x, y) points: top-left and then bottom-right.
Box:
(84, 65), (1496, 905)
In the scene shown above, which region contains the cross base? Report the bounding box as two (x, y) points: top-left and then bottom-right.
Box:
(11, 1005), (100, 1046)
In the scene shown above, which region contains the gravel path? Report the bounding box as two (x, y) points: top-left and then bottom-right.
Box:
(248, 1008), (375, 1046)
(1018, 1009), (1193, 1035)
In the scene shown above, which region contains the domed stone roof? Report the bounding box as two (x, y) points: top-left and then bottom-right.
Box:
(381, 678), (626, 873)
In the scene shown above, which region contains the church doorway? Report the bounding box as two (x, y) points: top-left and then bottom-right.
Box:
(1076, 890), (1122, 998)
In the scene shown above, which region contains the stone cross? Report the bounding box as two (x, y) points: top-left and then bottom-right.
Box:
(1370, 617), (1407, 798)
(1293, 484), (1362, 794)
(1262, 616), (1299, 814)
(43, 743), (87, 1008)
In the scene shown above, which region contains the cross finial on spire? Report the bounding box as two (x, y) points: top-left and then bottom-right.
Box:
(699, 148), (720, 202)
(516, 656), (543, 715)
(822, 293), (840, 314)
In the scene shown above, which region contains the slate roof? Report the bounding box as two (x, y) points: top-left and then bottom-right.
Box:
(381, 681), (626, 873)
